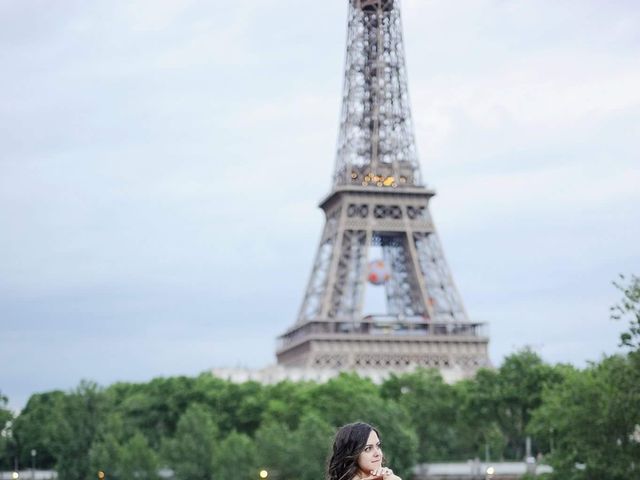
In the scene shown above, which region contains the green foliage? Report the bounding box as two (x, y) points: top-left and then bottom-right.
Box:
(261, 380), (314, 429)
(217, 381), (267, 435)
(51, 381), (107, 480)
(253, 420), (292, 478)
(490, 349), (563, 459)
(119, 432), (159, 480)
(451, 376), (506, 460)
(5, 356), (559, 478)
(90, 420), (159, 480)
(290, 413), (335, 480)
(307, 373), (380, 426)
(612, 274), (640, 351)
(12, 390), (65, 469)
(212, 431), (259, 480)
(529, 355), (640, 479)
(0, 391), (11, 429)
(89, 414), (125, 479)
(255, 412), (334, 480)
(381, 369), (457, 461)
(162, 403), (217, 480)
(107, 376), (201, 448)
(0, 391), (15, 471)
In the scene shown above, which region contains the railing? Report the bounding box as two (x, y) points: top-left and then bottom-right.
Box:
(0, 471), (57, 480)
(277, 316), (488, 350)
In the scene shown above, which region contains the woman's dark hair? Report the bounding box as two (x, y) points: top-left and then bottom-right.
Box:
(326, 422), (381, 480)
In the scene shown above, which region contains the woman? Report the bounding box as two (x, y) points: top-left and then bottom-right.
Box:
(327, 422), (402, 480)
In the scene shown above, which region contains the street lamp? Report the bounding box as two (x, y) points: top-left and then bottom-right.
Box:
(31, 449), (37, 480)
(259, 470), (269, 479)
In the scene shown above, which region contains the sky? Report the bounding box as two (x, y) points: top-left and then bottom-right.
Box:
(1, 0), (639, 412)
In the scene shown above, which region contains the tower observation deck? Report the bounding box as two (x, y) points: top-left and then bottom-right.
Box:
(275, 0), (490, 379)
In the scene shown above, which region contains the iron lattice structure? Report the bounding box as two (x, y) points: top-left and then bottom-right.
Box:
(334, 0), (421, 189)
(276, 0), (490, 377)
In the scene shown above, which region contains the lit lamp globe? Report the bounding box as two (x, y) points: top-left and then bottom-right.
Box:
(367, 260), (391, 285)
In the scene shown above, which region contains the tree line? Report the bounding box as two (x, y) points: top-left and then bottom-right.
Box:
(1, 275), (638, 480)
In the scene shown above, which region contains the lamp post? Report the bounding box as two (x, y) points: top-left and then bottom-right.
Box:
(31, 449), (37, 480)
(485, 466), (495, 480)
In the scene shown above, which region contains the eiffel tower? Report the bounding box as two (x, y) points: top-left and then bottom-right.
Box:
(276, 0), (490, 379)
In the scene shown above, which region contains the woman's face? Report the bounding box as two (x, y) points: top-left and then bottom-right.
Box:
(356, 429), (383, 475)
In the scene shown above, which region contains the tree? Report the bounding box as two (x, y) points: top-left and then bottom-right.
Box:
(222, 381), (267, 436)
(287, 413), (335, 480)
(162, 403), (217, 480)
(381, 369), (458, 461)
(261, 380), (314, 430)
(254, 420), (293, 479)
(212, 431), (259, 480)
(529, 356), (640, 479)
(89, 414), (124, 480)
(0, 391), (15, 471)
(473, 349), (563, 460)
(528, 276), (640, 479)
(255, 412), (334, 480)
(306, 373), (380, 426)
(109, 376), (201, 449)
(118, 432), (159, 480)
(51, 381), (107, 480)
(0, 391), (11, 432)
(12, 391), (65, 469)
(611, 274), (640, 352)
(89, 412), (159, 480)
(450, 375), (506, 461)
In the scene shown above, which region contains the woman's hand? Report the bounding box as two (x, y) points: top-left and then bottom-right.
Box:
(360, 466), (401, 480)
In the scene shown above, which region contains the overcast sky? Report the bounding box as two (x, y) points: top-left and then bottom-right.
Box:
(1, 0), (639, 411)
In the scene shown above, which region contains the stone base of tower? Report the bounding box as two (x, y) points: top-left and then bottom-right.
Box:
(213, 362), (476, 385)
(276, 318), (490, 380)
